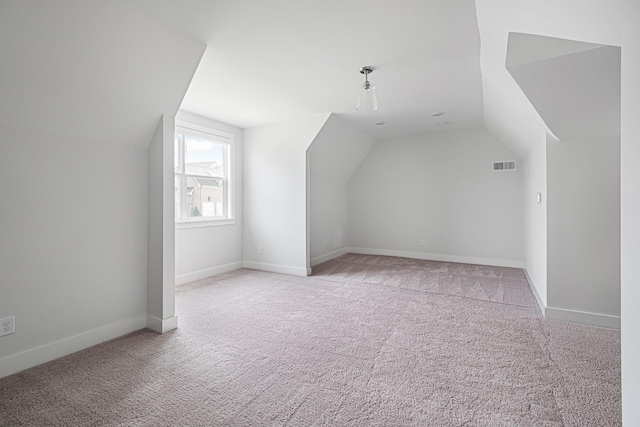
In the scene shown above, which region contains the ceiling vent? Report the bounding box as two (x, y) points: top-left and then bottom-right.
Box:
(493, 161), (517, 171)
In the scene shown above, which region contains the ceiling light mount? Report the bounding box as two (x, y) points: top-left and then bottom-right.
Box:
(356, 66), (378, 112)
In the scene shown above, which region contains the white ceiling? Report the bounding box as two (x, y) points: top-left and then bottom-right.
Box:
(475, 0), (640, 157)
(0, 1), (205, 147)
(126, 0), (485, 140)
(3, 1), (636, 152)
(506, 34), (621, 142)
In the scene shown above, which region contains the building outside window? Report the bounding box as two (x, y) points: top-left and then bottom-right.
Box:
(174, 123), (233, 222)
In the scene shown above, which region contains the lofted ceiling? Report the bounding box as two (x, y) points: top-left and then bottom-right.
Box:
(506, 33), (621, 142)
(0, 0), (205, 147)
(3, 1), (636, 152)
(126, 0), (485, 141)
(474, 0), (640, 157)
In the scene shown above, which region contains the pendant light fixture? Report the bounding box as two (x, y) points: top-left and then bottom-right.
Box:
(356, 66), (378, 112)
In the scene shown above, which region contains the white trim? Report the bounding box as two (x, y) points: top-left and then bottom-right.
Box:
(175, 218), (236, 229)
(524, 268), (546, 315)
(174, 120), (235, 222)
(175, 261), (243, 285)
(545, 307), (620, 329)
(243, 261), (310, 277)
(347, 247), (524, 269)
(0, 315), (146, 379)
(175, 120), (234, 143)
(310, 248), (349, 267)
(146, 315), (178, 333)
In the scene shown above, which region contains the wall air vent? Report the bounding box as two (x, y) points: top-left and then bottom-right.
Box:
(493, 161), (517, 171)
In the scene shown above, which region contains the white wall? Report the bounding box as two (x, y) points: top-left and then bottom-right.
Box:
(147, 115), (177, 333)
(243, 114), (329, 276)
(0, 127), (148, 377)
(174, 112), (244, 284)
(349, 128), (523, 267)
(522, 135), (548, 307)
(307, 115), (376, 266)
(546, 136), (620, 327)
(621, 12), (640, 425)
(0, 0), (204, 378)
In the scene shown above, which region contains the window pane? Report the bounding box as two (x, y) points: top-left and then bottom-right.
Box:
(174, 134), (181, 173)
(174, 175), (180, 219)
(184, 136), (225, 178)
(186, 176), (225, 218)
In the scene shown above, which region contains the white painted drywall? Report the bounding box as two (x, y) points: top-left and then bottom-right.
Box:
(243, 114), (329, 275)
(0, 0), (204, 375)
(506, 35), (621, 142)
(147, 115), (177, 332)
(0, 1), (205, 148)
(546, 136), (620, 318)
(174, 112), (244, 284)
(307, 115), (377, 265)
(621, 12), (640, 425)
(474, 0), (639, 157)
(522, 135), (548, 306)
(0, 126), (148, 375)
(349, 128), (523, 267)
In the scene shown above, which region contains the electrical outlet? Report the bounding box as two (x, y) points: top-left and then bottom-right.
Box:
(1, 316), (15, 337)
(258, 246), (264, 255)
(420, 239), (425, 246)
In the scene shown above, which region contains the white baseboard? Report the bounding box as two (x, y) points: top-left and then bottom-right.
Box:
(545, 307), (620, 329)
(523, 268), (547, 315)
(146, 315), (178, 333)
(522, 269), (620, 329)
(243, 261), (310, 277)
(347, 247), (524, 269)
(0, 315), (147, 379)
(310, 248), (349, 267)
(175, 261), (243, 285)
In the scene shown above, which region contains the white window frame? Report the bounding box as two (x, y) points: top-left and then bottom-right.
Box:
(174, 120), (235, 228)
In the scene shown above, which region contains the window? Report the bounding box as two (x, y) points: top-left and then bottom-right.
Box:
(174, 122), (233, 223)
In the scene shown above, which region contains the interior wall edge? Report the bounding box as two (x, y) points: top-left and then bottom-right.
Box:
(523, 268), (546, 315)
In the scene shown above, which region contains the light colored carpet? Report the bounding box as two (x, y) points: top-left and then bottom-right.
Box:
(0, 254), (620, 426)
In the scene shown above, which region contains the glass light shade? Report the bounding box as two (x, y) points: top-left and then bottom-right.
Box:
(356, 84), (378, 112)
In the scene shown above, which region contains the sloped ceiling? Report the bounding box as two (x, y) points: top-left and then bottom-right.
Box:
(0, 1), (205, 147)
(126, 0), (484, 141)
(308, 114), (377, 181)
(475, 0), (640, 157)
(506, 33), (620, 142)
(4, 1), (635, 151)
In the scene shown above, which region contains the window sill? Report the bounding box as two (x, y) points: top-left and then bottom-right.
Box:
(175, 218), (236, 229)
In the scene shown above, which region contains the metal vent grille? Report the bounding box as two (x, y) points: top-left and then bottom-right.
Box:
(493, 161), (517, 171)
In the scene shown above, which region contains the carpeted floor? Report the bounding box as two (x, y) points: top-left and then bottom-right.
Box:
(0, 254), (621, 426)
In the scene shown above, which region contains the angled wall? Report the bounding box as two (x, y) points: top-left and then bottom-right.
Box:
(506, 32), (621, 328)
(307, 115), (377, 266)
(0, 1), (204, 377)
(243, 114), (329, 276)
(506, 33), (620, 141)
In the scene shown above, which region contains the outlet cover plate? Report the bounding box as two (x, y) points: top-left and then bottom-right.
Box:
(1, 316), (15, 336)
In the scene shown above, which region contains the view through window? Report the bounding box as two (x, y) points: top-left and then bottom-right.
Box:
(174, 124), (232, 221)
